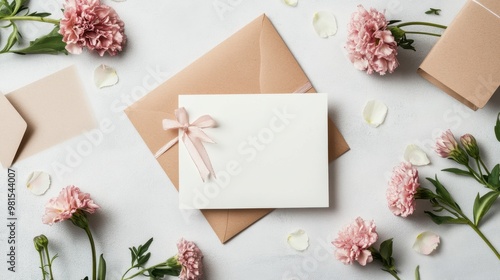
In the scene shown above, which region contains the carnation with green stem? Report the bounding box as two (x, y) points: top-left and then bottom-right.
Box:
(346, 5), (447, 75)
(413, 119), (500, 261)
(332, 217), (420, 280)
(121, 238), (203, 280)
(0, 0), (126, 55)
(42, 185), (105, 280)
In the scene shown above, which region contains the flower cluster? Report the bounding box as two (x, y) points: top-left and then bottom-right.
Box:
(59, 0), (127, 56)
(346, 5), (398, 75)
(39, 186), (204, 280)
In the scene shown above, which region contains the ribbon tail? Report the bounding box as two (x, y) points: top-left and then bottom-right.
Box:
(183, 134), (214, 182)
(191, 136), (216, 179)
(154, 136), (179, 159)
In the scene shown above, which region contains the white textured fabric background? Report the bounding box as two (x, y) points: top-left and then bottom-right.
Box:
(1, 0), (500, 279)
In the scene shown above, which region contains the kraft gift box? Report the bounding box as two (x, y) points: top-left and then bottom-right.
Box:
(418, 0), (500, 110)
(125, 14), (350, 243)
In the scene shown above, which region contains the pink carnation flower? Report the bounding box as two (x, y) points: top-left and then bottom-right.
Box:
(177, 238), (203, 280)
(346, 5), (398, 75)
(42, 185), (99, 225)
(332, 217), (378, 266)
(386, 162), (420, 217)
(59, 0), (126, 56)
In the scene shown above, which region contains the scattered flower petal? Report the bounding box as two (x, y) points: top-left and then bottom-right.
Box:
(287, 229), (309, 251)
(313, 11), (338, 38)
(283, 0), (298, 7)
(404, 144), (430, 166)
(363, 100), (388, 127)
(94, 64), (119, 89)
(413, 231), (440, 255)
(26, 171), (51, 196)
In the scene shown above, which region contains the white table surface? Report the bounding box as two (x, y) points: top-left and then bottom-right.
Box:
(2, 0), (500, 279)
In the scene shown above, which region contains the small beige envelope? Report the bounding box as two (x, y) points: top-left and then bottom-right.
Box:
(126, 14), (350, 243)
(418, 0), (500, 110)
(0, 66), (96, 168)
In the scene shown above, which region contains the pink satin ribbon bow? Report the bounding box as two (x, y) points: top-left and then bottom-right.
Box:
(154, 107), (216, 181)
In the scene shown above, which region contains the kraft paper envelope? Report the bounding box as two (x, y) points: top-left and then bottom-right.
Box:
(0, 66), (96, 168)
(125, 14), (350, 243)
(178, 94), (329, 209)
(418, 0), (500, 110)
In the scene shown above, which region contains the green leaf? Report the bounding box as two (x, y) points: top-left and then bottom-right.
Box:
(425, 8), (441, 15)
(473, 191), (500, 226)
(1, 22), (19, 52)
(138, 238), (153, 256)
(379, 238), (393, 263)
(10, 27), (67, 55)
(149, 266), (182, 278)
(97, 254), (106, 280)
(488, 164), (500, 188)
(424, 211), (468, 225)
(427, 176), (458, 209)
(442, 168), (473, 177)
(137, 252), (151, 266)
(27, 12), (51, 17)
(129, 248), (136, 266)
(495, 113), (500, 142)
(415, 265), (421, 280)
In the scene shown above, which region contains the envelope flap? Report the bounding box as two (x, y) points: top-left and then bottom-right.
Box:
(202, 209), (273, 243)
(259, 15), (310, 93)
(0, 94), (27, 168)
(475, 0), (500, 16)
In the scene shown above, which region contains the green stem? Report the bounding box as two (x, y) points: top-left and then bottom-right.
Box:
(479, 158), (491, 176)
(1, 15), (59, 25)
(404, 31), (441, 37)
(38, 250), (47, 280)
(468, 221), (500, 260)
(443, 201), (500, 261)
(122, 262), (166, 280)
(44, 247), (54, 280)
(396, 21), (447, 29)
(84, 226), (97, 280)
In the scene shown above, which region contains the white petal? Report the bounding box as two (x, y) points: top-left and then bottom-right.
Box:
(413, 231), (440, 255)
(287, 229), (309, 251)
(404, 144), (431, 166)
(362, 100), (388, 127)
(313, 11), (338, 38)
(283, 0), (298, 7)
(94, 64), (119, 89)
(26, 171), (51, 196)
